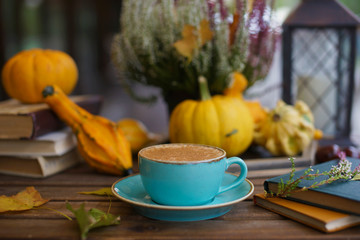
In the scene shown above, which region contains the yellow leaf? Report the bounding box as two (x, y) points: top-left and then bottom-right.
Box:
(173, 25), (197, 60)
(247, 0), (255, 13)
(182, 24), (197, 42)
(199, 19), (213, 46)
(0, 186), (49, 213)
(173, 20), (213, 60)
(78, 187), (113, 196)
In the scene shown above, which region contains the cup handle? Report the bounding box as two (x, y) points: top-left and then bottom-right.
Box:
(217, 157), (248, 195)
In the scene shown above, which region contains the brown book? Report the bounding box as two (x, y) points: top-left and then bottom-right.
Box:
(0, 148), (82, 178)
(0, 95), (103, 139)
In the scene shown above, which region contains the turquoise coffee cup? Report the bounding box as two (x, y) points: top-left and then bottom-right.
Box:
(138, 143), (248, 206)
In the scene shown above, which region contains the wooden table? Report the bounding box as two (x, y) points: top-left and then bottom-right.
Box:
(0, 162), (359, 240)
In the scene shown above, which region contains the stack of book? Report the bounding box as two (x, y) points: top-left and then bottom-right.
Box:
(0, 96), (103, 178)
(254, 158), (360, 233)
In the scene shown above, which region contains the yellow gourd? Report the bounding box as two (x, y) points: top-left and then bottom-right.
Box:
(169, 76), (254, 156)
(254, 100), (317, 156)
(2, 49), (78, 103)
(42, 85), (133, 175)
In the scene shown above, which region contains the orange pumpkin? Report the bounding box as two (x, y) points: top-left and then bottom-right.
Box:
(2, 49), (78, 103)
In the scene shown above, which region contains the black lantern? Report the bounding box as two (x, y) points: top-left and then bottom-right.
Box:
(282, 0), (360, 141)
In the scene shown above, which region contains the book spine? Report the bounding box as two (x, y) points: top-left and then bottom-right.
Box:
(30, 96), (103, 139)
(30, 110), (64, 139)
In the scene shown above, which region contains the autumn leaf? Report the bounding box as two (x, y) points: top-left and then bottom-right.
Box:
(0, 186), (49, 213)
(199, 19), (213, 46)
(78, 187), (113, 196)
(247, 0), (255, 13)
(66, 202), (120, 240)
(173, 19), (213, 61)
(229, 13), (240, 46)
(173, 24), (197, 60)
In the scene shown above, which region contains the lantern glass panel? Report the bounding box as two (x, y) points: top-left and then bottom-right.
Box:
(290, 27), (352, 137)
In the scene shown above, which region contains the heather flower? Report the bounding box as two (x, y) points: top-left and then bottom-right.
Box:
(111, 0), (280, 104)
(337, 151), (347, 160)
(354, 164), (360, 175)
(243, 0), (281, 87)
(328, 152), (353, 179)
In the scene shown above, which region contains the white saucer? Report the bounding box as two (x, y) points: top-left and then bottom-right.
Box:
(111, 173), (254, 221)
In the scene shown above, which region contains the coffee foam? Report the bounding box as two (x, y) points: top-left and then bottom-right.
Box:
(140, 144), (224, 162)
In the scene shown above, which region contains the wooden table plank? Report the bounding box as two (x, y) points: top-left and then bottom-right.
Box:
(0, 218), (359, 240)
(0, 201), (273, 220)
(0, 164), (120, 187)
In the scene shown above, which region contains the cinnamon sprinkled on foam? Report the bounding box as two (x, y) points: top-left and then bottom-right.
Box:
(140, 144), (224, 162)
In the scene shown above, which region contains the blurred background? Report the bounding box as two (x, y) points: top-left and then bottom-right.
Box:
(1, 0), (360, 141)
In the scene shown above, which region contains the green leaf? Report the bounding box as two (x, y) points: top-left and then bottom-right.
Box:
(66, 202), (120, 240)
(351, 173), (360, 181)
(78, 187), (113, 196)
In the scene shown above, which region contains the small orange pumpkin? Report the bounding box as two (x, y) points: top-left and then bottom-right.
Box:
(117, 118), (150, 153)
(2, 49), (78, 103)
(224, 72), (267, 124)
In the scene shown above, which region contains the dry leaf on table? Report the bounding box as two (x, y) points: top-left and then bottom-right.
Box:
(0, 186), (49, 213)
(78, 187), (113, 196)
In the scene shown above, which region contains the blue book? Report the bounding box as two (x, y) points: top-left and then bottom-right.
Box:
(264, 158), (360, 215)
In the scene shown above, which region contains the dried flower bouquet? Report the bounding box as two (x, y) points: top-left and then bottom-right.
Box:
(111, 0), (279, 107)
